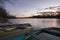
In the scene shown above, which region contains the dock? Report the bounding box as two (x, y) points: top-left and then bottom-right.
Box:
(26, 32), (47, 40)
(42, 27), (60, 37)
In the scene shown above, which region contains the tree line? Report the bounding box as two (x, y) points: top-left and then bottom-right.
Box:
(0, 0), (16, 23)
(30, 12), (60, 18)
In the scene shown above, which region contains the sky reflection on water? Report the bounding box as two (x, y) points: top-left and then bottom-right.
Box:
(8, 18), (60, 30)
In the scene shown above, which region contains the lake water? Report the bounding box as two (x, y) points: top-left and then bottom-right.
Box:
(1, 18), (60, 40)
(8, 18), (60, 30)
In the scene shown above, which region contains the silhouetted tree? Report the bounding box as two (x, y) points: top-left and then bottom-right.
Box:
(0, 7), (8, 18)
(0, 0), (15, 23)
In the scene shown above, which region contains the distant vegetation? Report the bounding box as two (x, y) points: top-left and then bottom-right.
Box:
(30, 12), (60, 18)
(0, 7), (15, 18)
(0, 0), (16, 23)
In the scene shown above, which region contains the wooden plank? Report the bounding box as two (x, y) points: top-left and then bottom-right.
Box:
(27, 32), (47, 40)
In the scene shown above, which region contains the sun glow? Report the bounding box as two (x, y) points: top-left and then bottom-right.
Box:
(34, 13), (43, 16)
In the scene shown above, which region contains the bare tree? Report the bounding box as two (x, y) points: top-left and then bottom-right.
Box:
(0, 0), (14, 23)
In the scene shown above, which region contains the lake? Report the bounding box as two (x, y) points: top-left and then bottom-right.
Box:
(1, 18), (60, 40)
(8, 18), (60, 30)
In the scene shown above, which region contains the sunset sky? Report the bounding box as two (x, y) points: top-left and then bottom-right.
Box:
(5, 0), (60, 17)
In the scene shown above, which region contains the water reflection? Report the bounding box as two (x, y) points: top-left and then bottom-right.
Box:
(0, 19), (8, 23)
(8, 18), (60, 30)
(56, 19), (60, 28)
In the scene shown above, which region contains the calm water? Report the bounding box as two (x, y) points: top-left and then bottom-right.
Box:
(2, 18), (60, 40)
(8, 18), (60, 30)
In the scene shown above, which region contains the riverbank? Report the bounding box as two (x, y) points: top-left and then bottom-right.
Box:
(0, 27), (32, 40)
